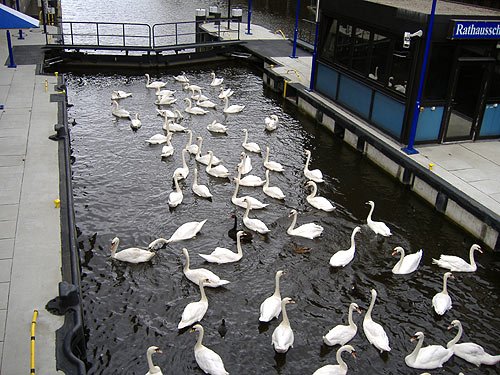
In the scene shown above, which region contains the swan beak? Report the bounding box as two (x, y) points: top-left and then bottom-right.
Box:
(447, 324), (454, 330)
(449, 273), (455, 279)
(355, 307), (362, 314)
(156, 348), (163, 354)
(478, 247), (483, 253)
(410, 335), (417, 342)
(351, 350), (357, 359)
(391, 250), (398, 256)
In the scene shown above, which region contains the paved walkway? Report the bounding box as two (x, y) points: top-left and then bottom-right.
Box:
(0, 27), (63, 374)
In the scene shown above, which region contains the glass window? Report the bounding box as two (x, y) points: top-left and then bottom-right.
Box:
(371, 33), (391, 83)
(424, 44), (455, 100)
(387, 39), (413, 95)
(489, 61), (500, 99)
(319, 17), (337, 62)
(352, 27), (371, 75)
(335, 22), (353, 67)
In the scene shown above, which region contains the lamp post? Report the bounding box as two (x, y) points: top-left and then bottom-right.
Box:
(227, 0), (231, 29)
(308, 0), (320, 91)
(290, 0), (301, 58)
(402, 0), (437, 155)
(246, 0), (252, 35)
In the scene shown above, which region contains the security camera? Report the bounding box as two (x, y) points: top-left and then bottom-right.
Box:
(403, 30), (423, 49)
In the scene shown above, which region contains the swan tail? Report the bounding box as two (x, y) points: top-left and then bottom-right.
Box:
(482, 354), (500, 366)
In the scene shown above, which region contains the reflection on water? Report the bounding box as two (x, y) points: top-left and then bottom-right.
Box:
(68, 64), (499, 374)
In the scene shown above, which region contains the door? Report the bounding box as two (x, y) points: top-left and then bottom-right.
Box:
(444, 61), (488, 141)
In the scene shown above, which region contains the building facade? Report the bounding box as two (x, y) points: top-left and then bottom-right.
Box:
(314, 0), (500, 145)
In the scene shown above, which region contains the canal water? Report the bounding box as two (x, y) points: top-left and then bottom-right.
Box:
(62, 1), (500, 374)
(67, 62), (500, 374)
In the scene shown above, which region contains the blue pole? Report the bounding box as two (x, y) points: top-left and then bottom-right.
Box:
(246, 0), (252, 35)
(308, 0), (320, 91)
(402, 0), (437, 155)
(7, 30), (17, 68)
(290, 0), (301, 59)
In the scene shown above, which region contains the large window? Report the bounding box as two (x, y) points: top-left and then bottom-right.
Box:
(424, 45), (455, 101)
(336, 22), (353, 67)
(370, 33), (391, 84)
(387, 39), (412, 95)
(352, 27), (371, 75)
(319, 17), (337, 61)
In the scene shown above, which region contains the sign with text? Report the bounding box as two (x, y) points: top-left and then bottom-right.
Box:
(449, 20), (500, 40)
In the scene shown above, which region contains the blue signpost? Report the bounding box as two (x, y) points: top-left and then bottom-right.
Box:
(246, 0), (252, 35)
(290, 0), (301, 58)
(402, 0), (437, 155)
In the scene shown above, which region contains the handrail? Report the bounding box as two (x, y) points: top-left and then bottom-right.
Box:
(30, 309), (39, 374)
(46, 19), (240, 52)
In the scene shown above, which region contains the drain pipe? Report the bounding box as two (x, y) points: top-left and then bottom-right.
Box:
(402, 0), (437, 155)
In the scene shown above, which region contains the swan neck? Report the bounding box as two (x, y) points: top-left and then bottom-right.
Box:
(181, 150), (187, 168)
(442, 274), (449, 293)
(409, 335), (424, 360)
(146, 349), (155, 373)
(281, 302), (290, 326)
(273, 273), (282, 298)
(233, 180), (240, 199)
(288, 212), (298, 232)
(243, 130), (248, 144)
(367, 203), (375, 221)
(336, 349), (348, 370)
(183, 251), (190, 272)
(236, 234), (243, 256)
(366, 292), (376, 320)
(305, 151), (311, 171)
(207, 152), (213, 168)
(223, 96), (229, 110)
(265, 148), (269, 163)
(347, 305), (356, 328)
(193, 169), (198, 184)
(469, 247), (477, 267)
(394, 250), (404, 270)
(195, 327), (204, 349)
(350, 230), (358, 250)
(199, 282), (207, 302)
(243, 201), (251, 218)
(186, 131), (192, 146)
(264, 171), (270, 189)
(447, 324), (462, 348)
(110, 241), (118, 257)
(174, 175), (181, 192)
(308, 183), (317, 198)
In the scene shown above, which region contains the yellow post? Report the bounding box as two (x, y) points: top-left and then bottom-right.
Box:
(283, 79), (288, 99)
(31, 309), (39, 374)
(54, 198), (61, 208)
(44, 79), (48, 92)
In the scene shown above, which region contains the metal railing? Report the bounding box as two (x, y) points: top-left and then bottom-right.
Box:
(46, 19), (241, 52)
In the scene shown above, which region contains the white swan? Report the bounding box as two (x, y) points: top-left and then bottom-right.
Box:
(192, 167), (212, 199)
(199, 230), (246, 264)
(130, 113), (141, 130)
(189, 86), (208, 101)
(432, 244), (482, 272)
(323, 303), (361, 346)
(148, 219), (207, 248)
(173, 71), (189, 83)
(235, 168), (265, 187)
(195, 137), (220, 166)
(172, 149), (189, 181)
(145, 346), (163, 375)
(242, 198), (270, 234)
(223, 96), (245, 114)
(168, 172), (183, 208)
(145, 73), (167, 89)
(365, 200), (392, 237)
(155, 95), (177, 106)
(210, 72), (224, 86)
(265, 115), (279, 132)
(160, 133), (174, 158)
(145, 133), (169, 145)
(259, 270), (285, 322)
(111, 100), (131, 119)
(329, 227), (361, 267)
(287, 209), (323, 239)
(272, 297), (295, 353)
(163, 117), (186, 133)
(197, 98), (217, 109)
(363, 289), (391, 353)
(405, 331), (453, 369)
(110, 237), (155, 264)
(111, 90), (132, 100)
(206, 119), (227, 134)
(369, 66), (379, 80)
(155, 87), (176, 97)
(182, 248), (230, 288)
(432, 272), (454, 315)
(312, 345), (357, 375)
(184, 98), (209, 115)
(218, 86), (234, 99)
(184, 130), (199, 155)
(178, 278), (210, 329)
(263, 146), (284, 172)
(304, 149), (324, 183)
(206, 151), (230, 178)
(156, 108), (178, 119)
(306, 181), (335, 212)
(263, 170), (285, 200)
(232, 179), (269, 209)
(447, 319), (500, 367)
(242, 128), (260, 153)
(392, 247), (423, 274)
(238, 152), (252, 175)
(191, 324), (229, 375)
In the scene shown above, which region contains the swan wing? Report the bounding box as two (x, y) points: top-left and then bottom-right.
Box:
(259, 296), (281, 322)
(264, 161), (284, 172)
(193, 184), (212, 198)
(454, 343), (499, 366)
(237, 175), (265, 187)
(308, 197), (335, 212)
(233, 196), (268, 209)
(312, 365), (341, 375)
(168, 220), (207, 242)
(414, 345), (453, 368)
(329, 249), (355, 267)
(264, 186), (285, 200)
(168, 191), (183, 207)
(289, 223), (323, 239)
(199, 247), (239, 264)
(394, 250), (423, 274)
(363, 320), (391, 352)
(114, 248), (155, 263)
(432, 292), (452, 315)
(178, 301), (208, 329)
(432, 255), (473, 271)
(243, 217), (270, 234)
(305, 169), (324, 183)
(195, 346), (228, 375)
(323, 324), (356, 346)
(272, 324), (294, 352)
